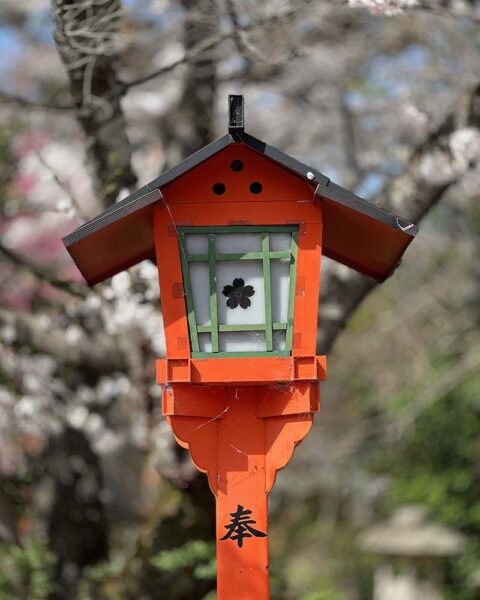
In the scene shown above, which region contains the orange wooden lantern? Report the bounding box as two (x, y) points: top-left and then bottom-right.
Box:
(64, 96), (417, 599)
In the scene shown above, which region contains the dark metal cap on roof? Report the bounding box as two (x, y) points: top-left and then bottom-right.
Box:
(228, 95), (244, 133)
(63, 97), (417, 286)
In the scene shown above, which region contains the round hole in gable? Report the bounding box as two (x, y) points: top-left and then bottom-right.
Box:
(212, 182), (226, 195)
(230, 159), (244, 172)
(249, 181), (262, 195)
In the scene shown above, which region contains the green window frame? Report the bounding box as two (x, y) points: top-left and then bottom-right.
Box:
(178, 225), (299, 358)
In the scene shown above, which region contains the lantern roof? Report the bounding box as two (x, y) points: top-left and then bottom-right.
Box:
(63, 96), (417, 286)
(358, 505), (466, 558)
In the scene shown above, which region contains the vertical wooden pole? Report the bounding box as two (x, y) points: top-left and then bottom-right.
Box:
(216, 388), (270, 600)
(216, 472), (269, 599)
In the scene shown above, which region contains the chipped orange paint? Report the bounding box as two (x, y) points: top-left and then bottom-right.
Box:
(154, 146), (325, 599)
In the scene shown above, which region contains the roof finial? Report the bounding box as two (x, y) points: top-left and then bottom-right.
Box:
(228, 95), (244, 134)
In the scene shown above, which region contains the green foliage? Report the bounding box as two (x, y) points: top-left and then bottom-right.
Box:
(0, 539), (55, 600)
(150, 540), (216, 581)
(76, 558), (129, 600)
(300, 579), (345, 600)
(387, 374), (480, 517)
(380, 369), (480, 598)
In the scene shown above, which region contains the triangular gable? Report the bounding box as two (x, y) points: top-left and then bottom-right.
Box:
(64, 133), (417, 286)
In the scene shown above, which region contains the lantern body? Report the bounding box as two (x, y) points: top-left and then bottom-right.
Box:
(155, 144), (326, 385)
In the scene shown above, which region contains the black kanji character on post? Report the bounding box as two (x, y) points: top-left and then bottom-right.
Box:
(220, 504), (267, 548)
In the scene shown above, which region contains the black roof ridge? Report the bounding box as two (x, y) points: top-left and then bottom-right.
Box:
(236, 131), (331, 186)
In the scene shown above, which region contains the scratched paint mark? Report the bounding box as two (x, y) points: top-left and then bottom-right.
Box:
(230, 444), (247, 456)
(192, 405), (230, 431)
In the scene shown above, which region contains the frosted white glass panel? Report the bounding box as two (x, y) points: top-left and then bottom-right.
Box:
(198, 333), (212, 352)
(219, 332), (265, 352)
(216, 233), (262, 254)
(217, 261), (265, 325)
(189, 262), (210, 325)
(271, 259), (290, 323)
(273, 330), (286, 351)
(270, 233), (292, 252)
(185, 234), (208, 254)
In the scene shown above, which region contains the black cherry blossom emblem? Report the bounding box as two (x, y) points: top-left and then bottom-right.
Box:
(222, 278), (255, 309)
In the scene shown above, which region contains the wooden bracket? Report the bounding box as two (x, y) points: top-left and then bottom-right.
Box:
(161, 382), (320, 599)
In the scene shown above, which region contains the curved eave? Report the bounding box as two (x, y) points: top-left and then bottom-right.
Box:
(316, 181), (418, 236)
(315, 181), (417, 282)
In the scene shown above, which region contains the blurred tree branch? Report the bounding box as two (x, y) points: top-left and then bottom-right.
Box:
(36, 152), (91, 221)
(338, 87), (365, 189)
(318, 81), (480, 354)
(122, 3), (307, 91)
(0, 90), (73, 111)
(48, 427), (109, 600)
(52, 0), (137, 207)
(332, 334), (480, 461)
(0, 477), (20, 545)
(0, 242), (87, 298)
(49, 0), (310, 208)
(0, 307), (127, 376)
(389, 341), (480, 439)
(416, 0), (480, 23)
(4, 2), (306, 118)
(158, 0), (219, 166)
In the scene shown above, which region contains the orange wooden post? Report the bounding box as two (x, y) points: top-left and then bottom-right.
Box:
(216, 389), (270, 599)
(163, 383), (319, 598)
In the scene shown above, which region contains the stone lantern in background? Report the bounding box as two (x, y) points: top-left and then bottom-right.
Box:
(358, 505), (466, 600)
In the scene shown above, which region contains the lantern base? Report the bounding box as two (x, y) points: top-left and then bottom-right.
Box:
(157, 355), (326, 385)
